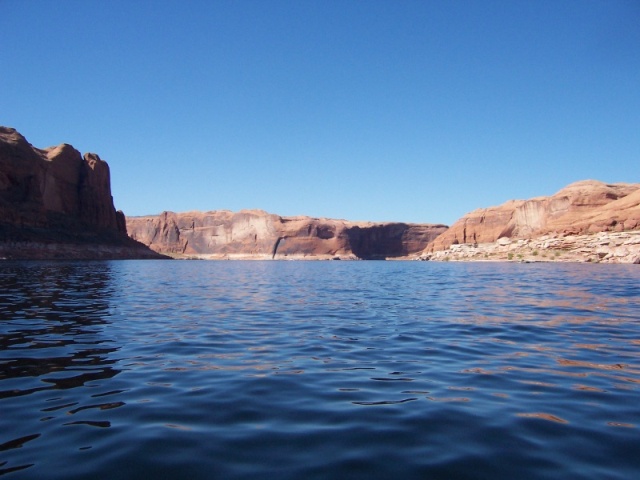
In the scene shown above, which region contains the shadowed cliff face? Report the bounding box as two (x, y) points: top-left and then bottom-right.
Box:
(127, 210), (448, 259)
(427, 180), (640, 252)
(0, 126), (165, 259)
(0, 127), (122, 234)
(345, 223), (440, 259)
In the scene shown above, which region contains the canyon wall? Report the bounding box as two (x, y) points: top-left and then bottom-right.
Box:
(6, 125), (636, 263)
(427, 180), (640, 252)
(127, 210), (447, 259)
(0, 126), (164, 259)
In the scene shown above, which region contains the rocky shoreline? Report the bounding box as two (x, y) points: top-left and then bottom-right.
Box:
(418, 230), (640, 264)
(0, 240), (166, 261)
(158, 253), (358, 261)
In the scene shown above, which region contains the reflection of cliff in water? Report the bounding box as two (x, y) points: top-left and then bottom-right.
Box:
(0, 262), (121, 399)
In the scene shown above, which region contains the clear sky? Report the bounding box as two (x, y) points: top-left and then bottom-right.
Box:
(2, 0), (639, 225)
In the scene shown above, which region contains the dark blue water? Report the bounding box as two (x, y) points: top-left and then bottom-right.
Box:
(0, 261), (639, 479)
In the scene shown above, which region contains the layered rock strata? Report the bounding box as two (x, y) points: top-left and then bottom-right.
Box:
(127, 210), (447, 259)
(0, 126), (165, 260)
(426, 180), (640, 252)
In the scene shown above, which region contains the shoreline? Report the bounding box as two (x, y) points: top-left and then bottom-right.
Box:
(0, 241), (169, 261)
(418, 230), (640, 264)
(2, 231), (638, 263)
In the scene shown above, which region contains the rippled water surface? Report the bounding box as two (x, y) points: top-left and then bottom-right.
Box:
(1, 260), (639, 479)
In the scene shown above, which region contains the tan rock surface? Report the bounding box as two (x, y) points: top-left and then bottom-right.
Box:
(127, 210), (447, 260)
(427, 180), (640, 252)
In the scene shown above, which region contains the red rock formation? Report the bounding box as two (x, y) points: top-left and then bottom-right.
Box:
(78, 152), (121, 230)
(127, 210), (448, 259)
(0, 127), (122, 231)
(427, 180), (640, 252)
(0, 126), (165, 259)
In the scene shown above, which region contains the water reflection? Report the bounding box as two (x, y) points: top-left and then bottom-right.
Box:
(0, 261), (638, 479)
(0, 262), (121, 475)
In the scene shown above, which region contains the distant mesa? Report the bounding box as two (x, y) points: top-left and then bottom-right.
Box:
(126, 210), (448, 260)
(0, 126), (165, 259)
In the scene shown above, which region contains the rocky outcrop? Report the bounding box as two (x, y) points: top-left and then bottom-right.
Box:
(0, 126), (166, 260)
(0, 128), (122, 232)
(127, 210), (447, 259)
(421, 231), (640, 264)
(427, 180), (640, 252)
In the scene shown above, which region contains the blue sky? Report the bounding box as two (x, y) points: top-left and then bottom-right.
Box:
(2, 0), (639, 225)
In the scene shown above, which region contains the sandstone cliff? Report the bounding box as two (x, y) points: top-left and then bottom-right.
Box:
(427, 180), (640, 252)
(127, 210), (447, 260)
(0, 126), (165, 259)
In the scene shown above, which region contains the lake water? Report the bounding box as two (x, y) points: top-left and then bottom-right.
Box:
(0, 260), (639, 479)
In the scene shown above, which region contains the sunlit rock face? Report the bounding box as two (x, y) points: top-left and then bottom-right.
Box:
(127, 210), (448, 259)
(0, 126), (164, 259)
(426, 180), (640, 252)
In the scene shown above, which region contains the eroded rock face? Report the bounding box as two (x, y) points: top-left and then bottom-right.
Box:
(427, 180), (640, 252)
(0, 126), (164, 259)
(127, 210), (448, 259)
(0, 127), (123, 232)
